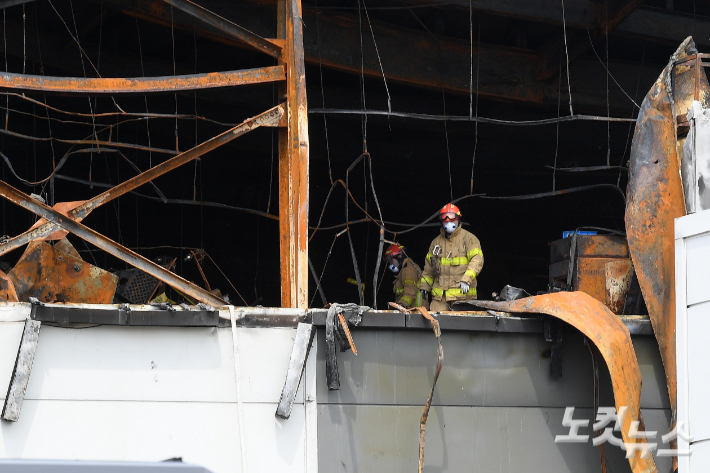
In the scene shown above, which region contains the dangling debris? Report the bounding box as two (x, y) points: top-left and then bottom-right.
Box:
(324, 302), (368, 390)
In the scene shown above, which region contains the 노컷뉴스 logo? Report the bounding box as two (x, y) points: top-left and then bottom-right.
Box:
(555, 406), (692, 458)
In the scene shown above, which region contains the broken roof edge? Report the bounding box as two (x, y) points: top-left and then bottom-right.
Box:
(0, 301), (653, 334)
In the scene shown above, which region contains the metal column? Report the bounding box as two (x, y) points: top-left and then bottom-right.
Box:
(278, 0), (309, 308)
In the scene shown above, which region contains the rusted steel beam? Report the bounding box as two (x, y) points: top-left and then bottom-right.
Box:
(0, 104), (285, 258)
(160, 0), (282, 59)
(103, 0), (545, 105)
(277, 0), (293, 308)
(99, 0), (659, 112)
(473, 292), (658, 473)
(278, 0), (310, 309)
(0, 181), (226, 307)
(626, 37), (704, 471)
(0, 67), (284, 95)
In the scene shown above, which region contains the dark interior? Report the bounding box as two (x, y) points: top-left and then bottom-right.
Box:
(0, 0), (707, 307)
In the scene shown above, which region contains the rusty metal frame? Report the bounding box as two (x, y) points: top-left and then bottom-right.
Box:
(160, 0), (283, 59)
(0, 1), (308, 309)
(0, 180), (226, 306)
(0, 67), (284, 94)
(0, 104), (285, 258)
(672, 53), (710, 102)
(278, 0), (309, 308)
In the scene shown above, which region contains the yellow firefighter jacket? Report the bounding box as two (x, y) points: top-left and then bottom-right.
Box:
(418, 225), (483, 302)
(393, 257), (427, 309)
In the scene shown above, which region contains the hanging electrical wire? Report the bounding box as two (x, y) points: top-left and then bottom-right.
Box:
(553, 47), (562, 191)
(618, 43), (646, 186)
(362, 0), (391, 114)
(469, 18), (480, 195)
(135, 12), (154, 168)
(585, 27), (639, 110)
(55, 174), (278, 221)
(309, 108), (635, 124)
(345, 152), (367, 306)
(309, 228), (347, 308)
(314, 0), (333, 185)
(561, 0), (573, 115)
(604, 3), (611, 168)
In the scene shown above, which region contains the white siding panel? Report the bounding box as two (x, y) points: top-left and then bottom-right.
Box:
(686, 235), (710, 306)
(687, 302), (710, 442)
(20, 326), (301, 404)
(690, 440), (710, 473)
(0, 400), (307, 473)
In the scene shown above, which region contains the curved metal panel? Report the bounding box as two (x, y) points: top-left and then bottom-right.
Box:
(473, 291), (658, 473)
(625, 38), (709, 464)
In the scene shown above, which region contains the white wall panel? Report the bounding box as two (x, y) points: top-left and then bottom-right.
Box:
(676, 210), (710, 473)
(18, 326), (303, 404)
(687, 302), (710, 442)
(685, 235), (710, 306)
(689, 439), (710, 472)
(0, 400), (307, 473)
(0, 324), (318, 473)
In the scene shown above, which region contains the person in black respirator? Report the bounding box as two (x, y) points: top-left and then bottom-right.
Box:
(384, 243), (428, 309)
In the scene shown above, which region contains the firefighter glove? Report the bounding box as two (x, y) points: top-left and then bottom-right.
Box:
(459, 281), (470, 294)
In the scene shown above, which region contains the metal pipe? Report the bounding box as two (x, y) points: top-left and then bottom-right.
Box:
(0, 67), (284, 95)
(0, 181), (226, 307)
(161, 0), (283, 59)
(0, 104), (285, 258)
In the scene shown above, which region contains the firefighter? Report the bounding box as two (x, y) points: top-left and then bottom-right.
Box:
(418, 203), (484, 312)
(385, 243), (427, 309)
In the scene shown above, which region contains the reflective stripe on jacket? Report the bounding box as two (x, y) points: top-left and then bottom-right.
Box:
(393, 258), (427, 309)
(418, 225), (483, 302)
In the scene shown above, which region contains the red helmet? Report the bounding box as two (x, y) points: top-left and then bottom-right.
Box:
(384, 244), (405, 259)
(439, 203), (461, 222)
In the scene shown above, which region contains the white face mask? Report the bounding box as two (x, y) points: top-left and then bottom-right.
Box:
(443, 221), (458, 234)
(388, 263), (400, 274)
